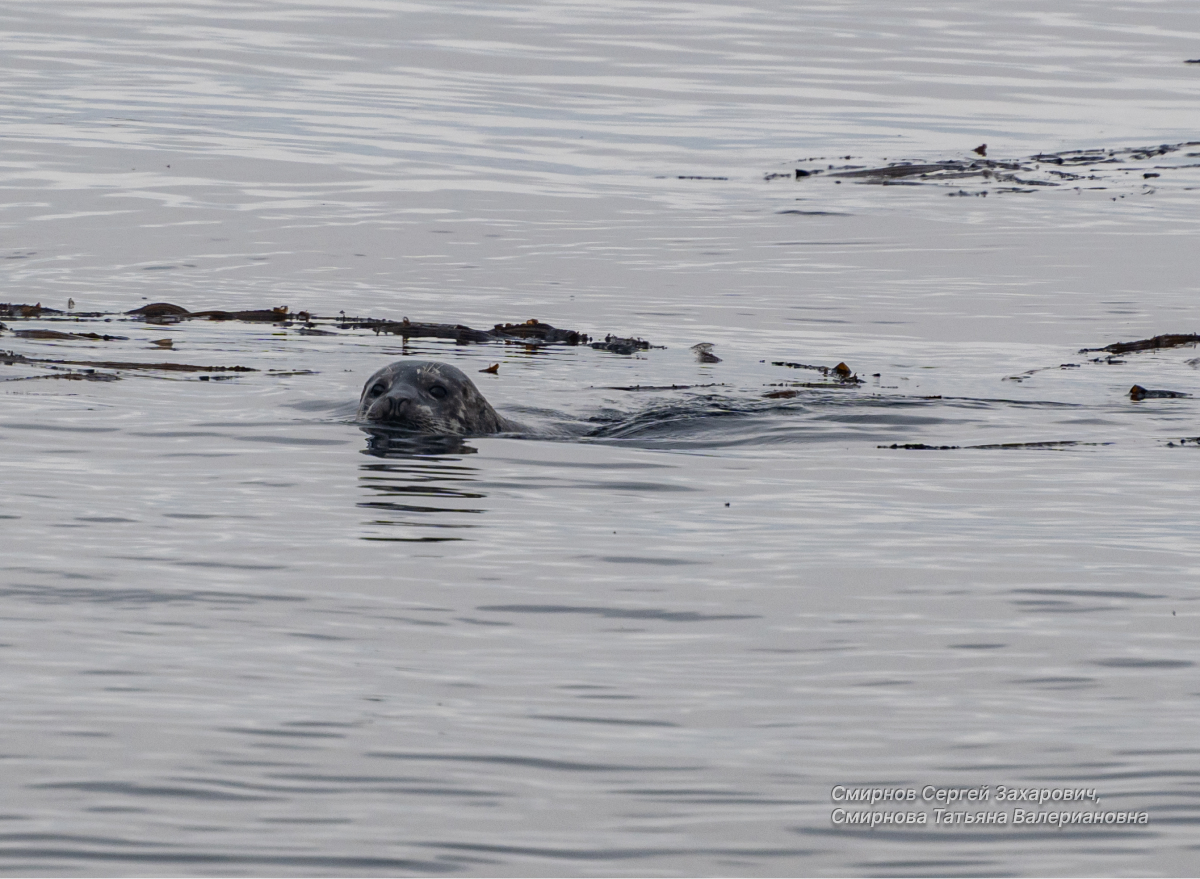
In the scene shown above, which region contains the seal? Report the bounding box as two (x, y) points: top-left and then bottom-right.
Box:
(357, 360), (519, 434)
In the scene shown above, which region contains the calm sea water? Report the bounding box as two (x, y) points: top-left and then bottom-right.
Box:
(3, 1), (1200, 875)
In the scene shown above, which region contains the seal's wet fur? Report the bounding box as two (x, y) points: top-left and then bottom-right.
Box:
(357, 360), (517, 435)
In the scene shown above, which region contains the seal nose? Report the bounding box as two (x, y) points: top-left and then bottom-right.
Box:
(384, 396), (406, 420)
(373, 391), (414, 423)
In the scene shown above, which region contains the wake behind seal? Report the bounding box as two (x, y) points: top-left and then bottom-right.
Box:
(357, 360), (521, 435)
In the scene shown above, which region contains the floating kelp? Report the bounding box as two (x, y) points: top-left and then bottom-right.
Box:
(126, 303), (190, 317)
(12, 329), (127, 342)
(0, 303), (62, 318)
(352, 316), (588, 346)
(600, 383), (726, 392)
(0, 351), (256, 373)
(1129, 385), (1189, 400)
(883, 440), (1111, 450)
(882, 443), (962, 450)
(1004, 363), (1081, 382)
(125, 303), (289, 322)
(0, 370), (120, 382)
(1080, 333), (1200, 355)
(591, 335), (654, 355)
(359, 318), (495, 343)
(189, 308), (291, 321)
(781, 141), (1200, 192)
(17, 302), (598, 350)
(763, 381), (859, 395)
(1003, 333), (1200, 386)
(492, 319), (588, 345)
(770, 360), (862, 383)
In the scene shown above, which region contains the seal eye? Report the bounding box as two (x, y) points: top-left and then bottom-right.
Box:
(368, 382), (387, 398)
(429, 385), (448, 400)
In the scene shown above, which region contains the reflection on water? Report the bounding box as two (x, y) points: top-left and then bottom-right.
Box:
(359, 428), (484, 542)
(360, 427), (480, 460)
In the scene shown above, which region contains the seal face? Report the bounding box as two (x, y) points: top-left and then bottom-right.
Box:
(357, 360), (515, 435)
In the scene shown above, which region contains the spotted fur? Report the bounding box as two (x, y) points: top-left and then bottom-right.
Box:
(357, 360), (517, 435)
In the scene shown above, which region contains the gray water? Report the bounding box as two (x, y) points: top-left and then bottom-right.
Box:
(3, 1), (1200, 875)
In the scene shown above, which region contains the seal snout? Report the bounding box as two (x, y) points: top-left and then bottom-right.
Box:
(357, 359), (514, 435)
(372, 391), (415, 423)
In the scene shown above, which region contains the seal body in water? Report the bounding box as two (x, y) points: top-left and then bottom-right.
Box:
(357, 360), (519, 434)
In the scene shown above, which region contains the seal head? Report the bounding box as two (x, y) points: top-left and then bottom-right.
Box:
(357, 360), (516, 435)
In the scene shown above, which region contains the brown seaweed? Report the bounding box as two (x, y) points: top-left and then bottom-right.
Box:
(126, 303), (190, 317)
(883, 440), (1111, 450)
(189, 307), (290, 322)
(771, 360), (862, 383)
(591, 335), (653, 355)
(20, 302), (596, 349)
(360, 319), (497, 344)
(1129, 385), (1189, 400)
(785, 141), (1200, 191)
(492, 319), (588, 345)
(1080, 334), (1200, 355)
(0, 351), (256, 373)
(12, 329), (127, 341)
(1, 371), (121, 382)
(0, 303), (63, 318)
(600, 383), (726, 391)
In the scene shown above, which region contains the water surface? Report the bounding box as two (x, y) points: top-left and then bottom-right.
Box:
(3, 0), (1200, 875)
